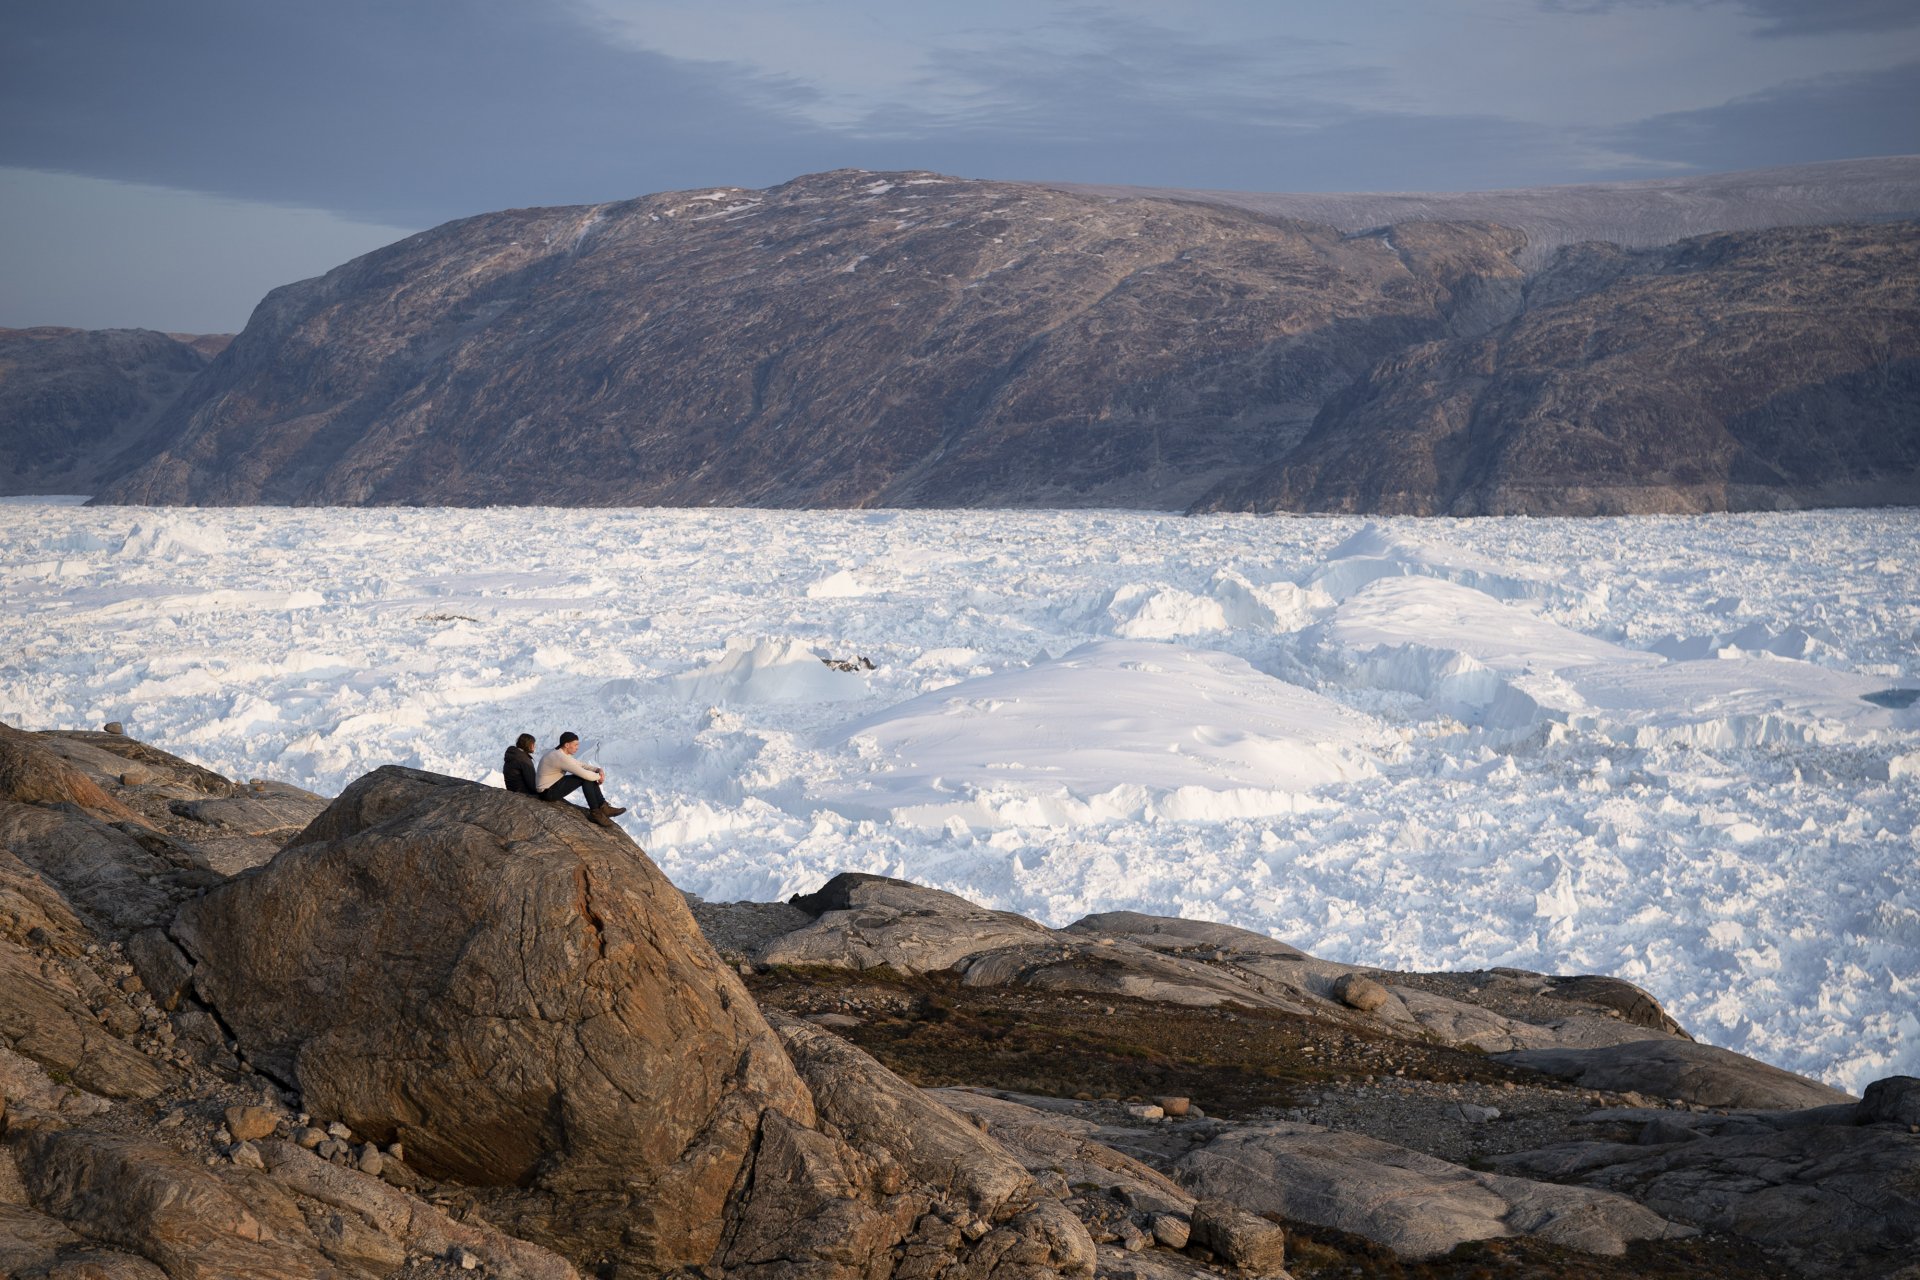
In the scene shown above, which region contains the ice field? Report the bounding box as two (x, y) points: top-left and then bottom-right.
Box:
(3, 499), (1917, 1091)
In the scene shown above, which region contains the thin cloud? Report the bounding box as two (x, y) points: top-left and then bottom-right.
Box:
(1606, 60), (1920, 171)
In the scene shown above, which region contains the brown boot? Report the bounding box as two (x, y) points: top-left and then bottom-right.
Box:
(600, 804), (628, 818)
(589, 804), (619, 827)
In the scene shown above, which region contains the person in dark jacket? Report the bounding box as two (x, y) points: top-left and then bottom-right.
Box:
(502, 733), (539, 794)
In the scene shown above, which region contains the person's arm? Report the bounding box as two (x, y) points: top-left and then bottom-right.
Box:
(557, 751), (603, 781)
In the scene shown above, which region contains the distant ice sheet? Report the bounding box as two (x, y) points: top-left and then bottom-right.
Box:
(1, 502), (1914, 1092)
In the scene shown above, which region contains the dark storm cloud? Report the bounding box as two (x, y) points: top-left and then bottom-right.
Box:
(1607, 61), (1920, 171)
(1741, 0), (1920, 36)
(0, 0), (844, 225)
(0, 0), (1652, 221)
(5, 0), (1914, 228)
(836, 13), (1594, 193)
(1541, 0), (1920, 36)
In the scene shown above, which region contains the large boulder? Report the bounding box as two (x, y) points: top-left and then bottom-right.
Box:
(172, 768), (1094, 1279)
(172, 766), (814, 1269)
(1859, 1075), (1920, 1128)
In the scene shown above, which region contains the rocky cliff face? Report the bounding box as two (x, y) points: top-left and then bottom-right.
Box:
(0, 328), (221, 496)
(91, 170), (1529, 509)
(79, 166), (1920, 515)
(1199, 221), (1920, 515)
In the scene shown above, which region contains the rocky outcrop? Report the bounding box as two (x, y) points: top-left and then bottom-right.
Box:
(0, 328), (217, 497)
(1177, 1122), (1689, 1259)
(0, 724), (139, 825)
(11, 1128), (359, 1279)
(752, 873), (1685, 1056)
(1205, 221), (1920, 515)
(765, 873), (1058, 972)
(1495, 1038), (1854, 1111)
(1, 726), (1911, 1279)
(1493, 1100), (1920, 1273)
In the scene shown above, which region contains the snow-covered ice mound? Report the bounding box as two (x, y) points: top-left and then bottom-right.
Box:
(1318, 578), (1653, 675)
(1649, 620), (1846, 666)
(1304, 522), (1563, 603)
(1100, 571), (1325, 638)
(1297, 577), (1656, 731)
(1565, 656), (1920, 748)
(673, 638), (872, 705)
(821, 639), (1384, 828)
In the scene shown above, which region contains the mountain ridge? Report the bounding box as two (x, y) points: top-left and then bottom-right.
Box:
(0, 326), (227, 496)
(18, 158), (1916, 514)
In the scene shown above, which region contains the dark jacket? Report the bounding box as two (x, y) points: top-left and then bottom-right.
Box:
(502, 745), (538, 795)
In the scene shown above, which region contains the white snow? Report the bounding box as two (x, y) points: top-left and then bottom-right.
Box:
(671, 637), (872, 706)
(2, 503), (1915, 1093)
(821, 639), (1382, 828)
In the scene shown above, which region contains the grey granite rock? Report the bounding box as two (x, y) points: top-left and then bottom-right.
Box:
(761, 872), (1054, 972)
(1494, 1122), (1920, 1262)
(1178, 1123), (1691, 1259)
(1496, 1038), (1854, 1111)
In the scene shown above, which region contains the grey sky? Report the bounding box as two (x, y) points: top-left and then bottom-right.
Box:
(3, 0), (1916, 331)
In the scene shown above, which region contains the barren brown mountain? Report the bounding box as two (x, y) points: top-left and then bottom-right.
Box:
(91, 170), (1534, 509)
(1199, 221), (1920, 515)
(0, 327), (221, 496)
(66, 164), (1920, 514)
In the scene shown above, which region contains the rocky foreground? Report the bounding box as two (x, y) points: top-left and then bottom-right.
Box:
(0, 721), (1915, 1279)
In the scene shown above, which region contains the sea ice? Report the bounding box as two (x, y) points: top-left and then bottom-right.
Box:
(1, 502), (1914, 1092)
